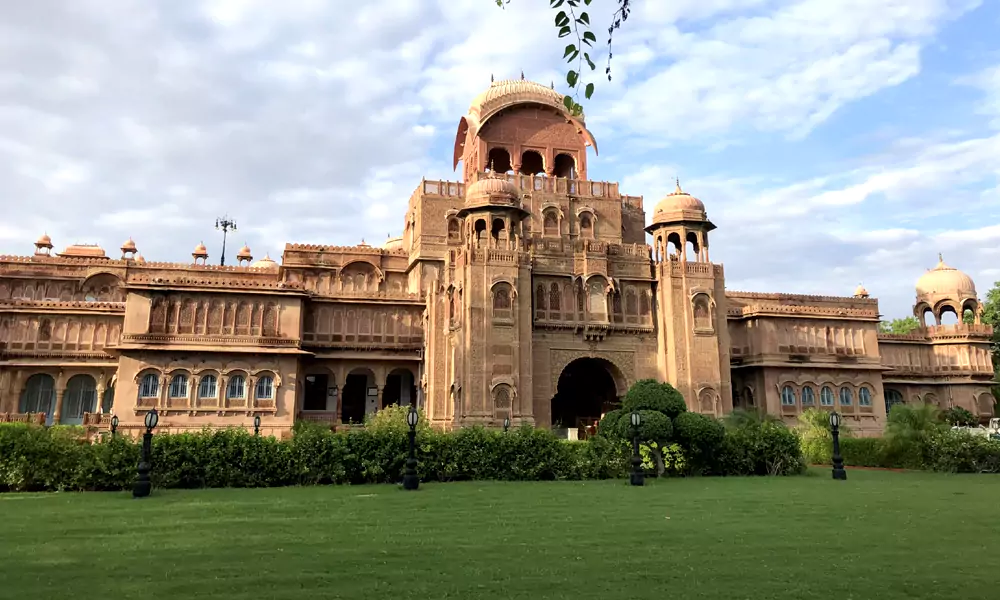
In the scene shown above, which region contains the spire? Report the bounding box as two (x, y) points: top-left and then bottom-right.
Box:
(674, 177), (683, 194)
(490, 73), (494, 83)
(520, 70), (525, 80)
(551, 80), (555, 89)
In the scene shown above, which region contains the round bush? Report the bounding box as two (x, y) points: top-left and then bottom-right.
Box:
(598, 409), (626, 439)
(622, 379), (687, 418)
(637, 410), (673, 443)
(673, 411), (725, 451)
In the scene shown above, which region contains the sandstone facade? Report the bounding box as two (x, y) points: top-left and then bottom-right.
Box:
(1, 79), (995, 437)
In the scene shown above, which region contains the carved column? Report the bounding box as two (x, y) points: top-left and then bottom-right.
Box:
(52, 388), (66, 424)
(95, 381), (106, 414)
(159, 375), (168, 408)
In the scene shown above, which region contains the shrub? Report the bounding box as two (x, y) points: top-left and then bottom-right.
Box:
(796, 408), (855, 465)
(884, 403), (947, 469)
(941, 407), (978, 427)
(672, 412), (725, 474)
(922, 429), (1000, 473)
(714, 421), (807, 477)
(621, 379), (687, 419)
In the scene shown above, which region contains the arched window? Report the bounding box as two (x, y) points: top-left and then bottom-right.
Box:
(169, 374), (188, 398)
(625, 288), (638, 315)
(781, 386), (796, 406)
(198, 375), (218, 400)
(535, 284), (547, 313)
(493, 284), (512, 319)
(639, 290), (650, 316)
(227, 375), (246, 400)
(543, 211), (559, 237)
(858, 387), (873, 407)
(487, 147), (512, 173)
(62, 375), (97, 424)
(820, 386), (835, 406)
(20, 373), (56, 417)
(579, 214), (594, 239)
(447, 218), (462, 243)
(256, 375), (275, 400)
(693, 295), (712, 330)
(519, 150), (544, 175)
(553, 153), (576, 178)
(139, 373), (159, 398)
(839, 387), (853, 406)
(493, 383), (513, 417)
(801, 386), (816, 406)
(549, 283), (561, 313)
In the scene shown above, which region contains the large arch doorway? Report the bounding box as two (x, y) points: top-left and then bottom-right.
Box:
(341, 368), (375, 424)
(62, 374), (97, 425)
(382, 368), (417, 408)
(551, 357), (623, 434)
(19, 373), (56, 425)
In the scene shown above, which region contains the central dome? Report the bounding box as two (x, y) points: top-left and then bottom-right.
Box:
(468, 79), (583, 123)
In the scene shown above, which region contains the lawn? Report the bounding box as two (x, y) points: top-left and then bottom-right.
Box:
(1, 469), (997, 600)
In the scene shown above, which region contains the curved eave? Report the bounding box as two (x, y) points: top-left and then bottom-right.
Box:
(452, 116), (472, 171)
(456, 204), (532, 220)
(645, 218), (717, 234)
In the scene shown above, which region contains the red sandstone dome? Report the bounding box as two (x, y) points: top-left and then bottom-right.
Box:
(121, 238), (137, 252)
(468, 79), (585, 124)
(250, 254), (278, 270)
(35, 233), (53, 247)
(237, 244), (252, 260)
(649, 182), (708, 227)
(916, 255), (977, 300)
(192, 242), (208, 258)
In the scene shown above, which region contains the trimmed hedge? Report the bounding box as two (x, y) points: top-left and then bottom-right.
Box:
(801, 430), (1000, 473)
(0, 415), (809, 493)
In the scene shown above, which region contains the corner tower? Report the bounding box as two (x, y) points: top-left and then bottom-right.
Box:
(443, 173), (534, 427)
(452, 77), (599, 183)
(645, 182), (732, 415)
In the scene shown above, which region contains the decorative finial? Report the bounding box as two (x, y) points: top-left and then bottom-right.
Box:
(675, 177), (683, 194)
(551, 80), (555, 89)
(490, 73), (494, 83)
(488, 158), (495, 172)
(938, 252), (944, 263)
(520, 70), (525, 80)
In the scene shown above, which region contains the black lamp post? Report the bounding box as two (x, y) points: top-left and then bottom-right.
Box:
(133, 407), (158, 498)
(402, 405), (420, 491)
(829, 410), (847, 481)
(503, 416), (511, 433)
(253, 414), (261, 436)
(110, 414), (119, 438)
(629, 411), (644, 487)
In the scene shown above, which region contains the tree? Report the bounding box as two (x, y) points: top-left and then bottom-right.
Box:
(981, 280), (1000, 409)
(495, 0), (630, 116)
(598, 379), (692, 474)
(878, 316), (921, 334)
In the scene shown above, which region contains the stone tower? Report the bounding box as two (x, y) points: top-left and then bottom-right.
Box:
(646, 183), (733, 415)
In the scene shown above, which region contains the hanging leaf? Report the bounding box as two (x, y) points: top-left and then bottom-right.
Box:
(563, 43), (576, 58)
(566, 70), (578, 87)
(585, 83), (595, 99)
(563, 95), (575, 110)
(554, 10), (570, 27)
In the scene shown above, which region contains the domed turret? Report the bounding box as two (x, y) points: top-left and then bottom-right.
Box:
(192, 241), (208, 264)
(236, 243), (253, 265)
(913, 254), (980, 327)
(649, 180), (708, 227)
(34, 233), (53, 255)
(457, 172), (528, 219)
(120, 238), (137, 259)
(853, 284), (869, 299)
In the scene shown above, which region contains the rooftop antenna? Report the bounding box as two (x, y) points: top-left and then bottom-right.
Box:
(215, 215), (237, 266)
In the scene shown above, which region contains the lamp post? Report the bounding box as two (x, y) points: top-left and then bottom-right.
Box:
(133, 407), (159, 498)
(253, 414), (261, 436)
(503, 416), (511, 433)
(215, 215), (237, 266)
(629, 411), (644, 487)
(402, 404), (420, 491)
(110, 414), (119, 438)
(829, 411), (847, 481)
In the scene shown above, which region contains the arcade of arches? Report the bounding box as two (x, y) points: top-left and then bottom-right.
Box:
(301, 366), (417, 425)
(550, 358), (623, 433)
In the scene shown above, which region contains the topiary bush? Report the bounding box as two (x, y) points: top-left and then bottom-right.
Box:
(672, 412), (725, 475)
(622, 379), (687, 418)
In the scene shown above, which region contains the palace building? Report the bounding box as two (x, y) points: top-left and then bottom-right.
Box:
(0, 79), (995, 437)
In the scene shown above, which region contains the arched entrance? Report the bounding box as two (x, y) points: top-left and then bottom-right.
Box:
(341, 368), (375, 424)
(382, 368), (417, 408)
(551, 357), (623, 432)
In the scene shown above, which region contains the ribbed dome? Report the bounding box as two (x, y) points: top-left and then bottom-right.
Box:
(465, 175), (520, 203)
(383, 236), (403, 251)
(237, 244), (252, 259)
(469, 78), (583, 123)
(250, 254), (279, 270)
(35, 233), (53, 247)
(192, 242), (208, 257)
(916, 254), (976, 299)
(121, 238), (137, 252)
(649, 181), (707, 227)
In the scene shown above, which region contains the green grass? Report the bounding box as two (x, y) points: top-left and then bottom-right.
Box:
(1, 469), (997, 599)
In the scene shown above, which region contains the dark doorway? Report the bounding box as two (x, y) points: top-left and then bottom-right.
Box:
(551, 358), (620, 432)
(520, 150), (544, 175)
(341, 373), (368, 423)
(383, 369), (416, 408)
(303, 374), (328, 411)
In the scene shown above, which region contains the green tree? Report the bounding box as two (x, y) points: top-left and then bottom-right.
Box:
(982, 280), (1000, 409)
(878, 316), (921, 334)
(495, 0), (630, 116)
(598, 379), (687, 474)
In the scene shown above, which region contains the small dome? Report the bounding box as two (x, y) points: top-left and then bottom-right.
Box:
(916, 254), (976, 300)
(854, 284), (869, 298)
(121, 238), (137, 252)
(465, 173), (521, 204)
(35, 233), (53, 247)
(654, 181), (705, 213)
(383, 236), (403, 251)
(237, 244), (252, 259)
(192, 242), (208, 257)
(250, 254), (279, 270)
(134, 254), (146, 264)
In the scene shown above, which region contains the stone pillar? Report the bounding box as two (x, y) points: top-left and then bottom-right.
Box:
(52, 388), (66, 424)
(95, 381), (106, 414)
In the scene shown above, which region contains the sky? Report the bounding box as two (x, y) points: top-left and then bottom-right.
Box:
(1, 0), (998, 321)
